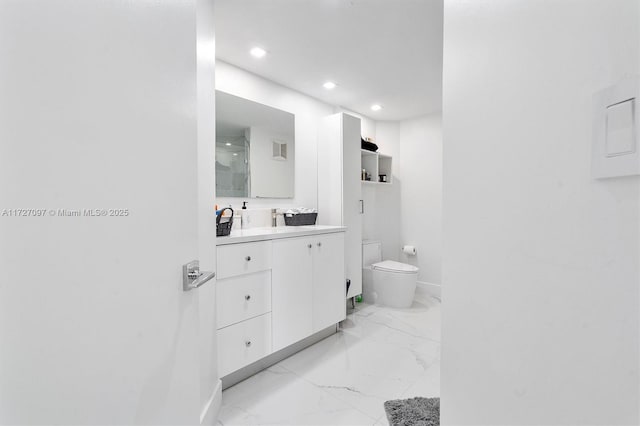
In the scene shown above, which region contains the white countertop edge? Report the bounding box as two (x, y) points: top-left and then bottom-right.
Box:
(216, 225), (347, 246)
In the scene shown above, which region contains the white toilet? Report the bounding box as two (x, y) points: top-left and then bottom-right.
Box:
(362, 240), (419, 308)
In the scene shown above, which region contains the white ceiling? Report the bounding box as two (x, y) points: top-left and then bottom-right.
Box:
(214, 0), (443, 121)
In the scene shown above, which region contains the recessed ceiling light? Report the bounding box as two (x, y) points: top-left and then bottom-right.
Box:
(233, 153), (238, 156)
(323, 81), (337, 90)
(250, 47), (267, 58)
(370, 104), (382, 111)
(225, 142), (232, 146)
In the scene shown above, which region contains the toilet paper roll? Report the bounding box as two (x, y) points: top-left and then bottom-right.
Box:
(402, 245), (417, 256)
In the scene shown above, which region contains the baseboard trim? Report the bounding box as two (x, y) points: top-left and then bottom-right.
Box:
(417, 280), (441, 300)
(200, 379), (222, 425)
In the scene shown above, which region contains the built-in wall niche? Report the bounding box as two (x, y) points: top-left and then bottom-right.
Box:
(361, 149), (393, 184)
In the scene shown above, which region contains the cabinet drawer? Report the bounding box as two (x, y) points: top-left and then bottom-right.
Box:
(217, 241), (272, 279)
(216, 271), (271, 329)
(217, 313), (272, 377)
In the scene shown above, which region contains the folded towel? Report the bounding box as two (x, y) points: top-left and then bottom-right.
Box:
(281, 207), (317, 215)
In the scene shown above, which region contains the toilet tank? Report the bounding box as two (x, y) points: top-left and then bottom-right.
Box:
(362, 240), (382, 267)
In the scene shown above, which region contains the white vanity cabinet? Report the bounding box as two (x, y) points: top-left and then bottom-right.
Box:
(216, 241), (273, 377)
(216, 226), (346, 380)
(271, 232), (346, 351)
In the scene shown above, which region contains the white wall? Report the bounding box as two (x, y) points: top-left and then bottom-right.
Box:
(399, 115), (443, 286)
(441, 1), (640, 424)
(216, 61), (334, 210)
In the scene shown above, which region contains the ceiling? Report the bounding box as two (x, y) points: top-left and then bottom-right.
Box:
(214, 0), (443, 121)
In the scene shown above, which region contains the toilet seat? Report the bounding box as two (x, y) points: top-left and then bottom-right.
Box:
(372, 260), (418, 274)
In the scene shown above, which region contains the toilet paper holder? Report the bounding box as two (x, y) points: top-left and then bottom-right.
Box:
(402, 245), (417, 256)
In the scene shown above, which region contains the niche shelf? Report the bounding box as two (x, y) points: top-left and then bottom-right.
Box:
(360, 149), (392, 185)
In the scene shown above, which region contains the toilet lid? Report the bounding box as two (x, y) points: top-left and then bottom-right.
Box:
(372, 260), (419, 274)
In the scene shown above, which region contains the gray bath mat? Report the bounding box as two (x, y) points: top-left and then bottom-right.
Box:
(384, 397), (440, 426)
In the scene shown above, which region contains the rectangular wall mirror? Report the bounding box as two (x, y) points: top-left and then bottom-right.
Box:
(216, 91), (295, 198)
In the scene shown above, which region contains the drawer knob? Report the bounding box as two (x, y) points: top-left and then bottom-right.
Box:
(245, 340), (252, 347)
(317, 242), (322, 247)
(307, 244), (312, 249)
(245, 256), (251, 261)
(245, 294), (251, 301)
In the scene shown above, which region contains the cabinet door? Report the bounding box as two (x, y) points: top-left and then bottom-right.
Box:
(342, 114), (363, 298)
(312, 233), (346, 332)
(271, 236), (314, 351)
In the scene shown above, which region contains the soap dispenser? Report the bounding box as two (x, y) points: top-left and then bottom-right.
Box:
(240, 201), (248, 229)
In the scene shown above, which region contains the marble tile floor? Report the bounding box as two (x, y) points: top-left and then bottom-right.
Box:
(217, 287), (441, 425)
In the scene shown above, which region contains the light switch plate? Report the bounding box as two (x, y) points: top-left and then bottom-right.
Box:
(606, 99), (635, 157)
(592, 77), (640, 179)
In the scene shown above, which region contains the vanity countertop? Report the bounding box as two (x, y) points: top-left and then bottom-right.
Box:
(216, 225), (346, 246)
